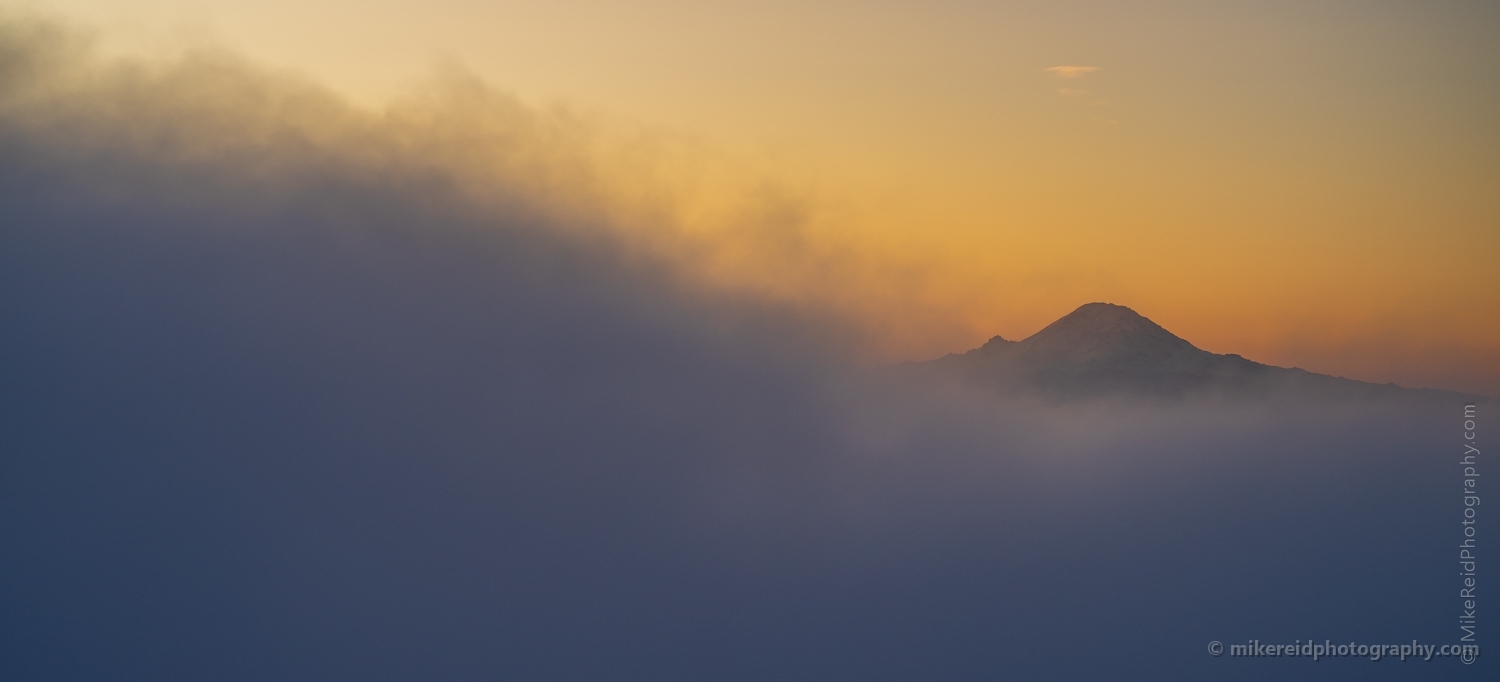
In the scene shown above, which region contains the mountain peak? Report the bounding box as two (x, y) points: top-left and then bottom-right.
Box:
(1043, 303), (1161, 333)
(1018, 302), (1198, 365)
(918, 302), (1474, 401)
(1067, 302), (1143, 319)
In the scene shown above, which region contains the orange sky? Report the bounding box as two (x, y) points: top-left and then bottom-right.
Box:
(24, 0), (1500, 395)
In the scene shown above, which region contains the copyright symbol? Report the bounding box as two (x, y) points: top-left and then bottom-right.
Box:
(1461, 651), (1477, 665)
(1208, 641), (1224, 656)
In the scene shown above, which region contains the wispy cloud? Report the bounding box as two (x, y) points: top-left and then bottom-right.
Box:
(1044, 65), (1099, 79)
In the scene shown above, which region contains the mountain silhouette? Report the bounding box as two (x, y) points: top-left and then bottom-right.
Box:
(916, 303), (1479, 401)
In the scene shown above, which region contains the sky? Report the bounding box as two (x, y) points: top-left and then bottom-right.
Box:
(0, 5), (1494, 679)
(17, 0), (1500, 396)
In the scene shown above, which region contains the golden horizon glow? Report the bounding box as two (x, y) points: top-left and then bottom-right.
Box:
(12, 0), (1500, 395)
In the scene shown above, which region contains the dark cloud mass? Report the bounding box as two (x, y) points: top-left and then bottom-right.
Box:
(0, 14), (1491, 681)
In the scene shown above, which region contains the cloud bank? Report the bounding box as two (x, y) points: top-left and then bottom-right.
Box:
(0, 13), (1490, 681)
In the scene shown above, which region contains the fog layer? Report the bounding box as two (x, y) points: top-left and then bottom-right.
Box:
(0, 15), (1488, 681)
